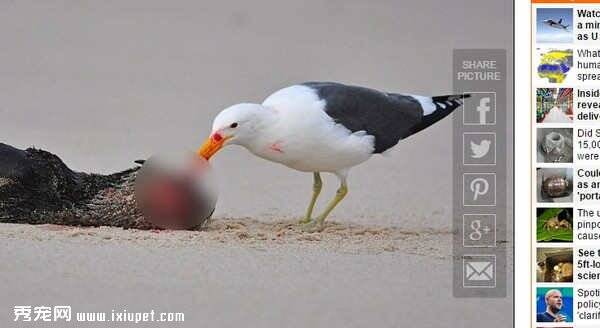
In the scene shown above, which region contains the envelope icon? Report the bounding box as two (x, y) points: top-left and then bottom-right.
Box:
(465, 261), (494, 281)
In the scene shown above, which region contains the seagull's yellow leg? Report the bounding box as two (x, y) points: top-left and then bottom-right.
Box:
(299, 172), (322, 224)
(302, 180), (348, 232)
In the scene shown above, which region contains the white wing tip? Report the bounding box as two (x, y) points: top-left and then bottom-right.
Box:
(410, 95), (436, 115)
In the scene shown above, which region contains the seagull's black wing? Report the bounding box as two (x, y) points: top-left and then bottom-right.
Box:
(302, 82), (467, 153)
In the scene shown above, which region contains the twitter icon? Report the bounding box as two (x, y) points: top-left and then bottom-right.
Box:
(471, 139), (491, 158)
(464, 133), (496, 165)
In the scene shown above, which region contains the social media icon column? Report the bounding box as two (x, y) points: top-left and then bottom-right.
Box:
(460, 91), (498, 291)
(453, 49), (506, 298)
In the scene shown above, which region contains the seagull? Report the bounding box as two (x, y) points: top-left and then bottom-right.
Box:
(198, 82), (469, 232)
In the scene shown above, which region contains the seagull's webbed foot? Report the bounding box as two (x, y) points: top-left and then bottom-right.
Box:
(300, 219), (324, 233)
(298, 217), (312, 225)
(300, 179), (348, 233)
(299, 172), (322, 224)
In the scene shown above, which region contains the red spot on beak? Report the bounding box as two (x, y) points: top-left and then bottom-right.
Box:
(212, 133), (223, 142)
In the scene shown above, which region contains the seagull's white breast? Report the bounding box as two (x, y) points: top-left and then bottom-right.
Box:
(246, 85), (375, 173)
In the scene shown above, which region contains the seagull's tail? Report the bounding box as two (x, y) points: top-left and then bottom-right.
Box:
(410, 94), (471, 135)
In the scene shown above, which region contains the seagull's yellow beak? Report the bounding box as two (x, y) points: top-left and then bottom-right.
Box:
(197, 133), (230, 160)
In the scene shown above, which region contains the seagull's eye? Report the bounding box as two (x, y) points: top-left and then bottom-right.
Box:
(230, 122), (238, 128)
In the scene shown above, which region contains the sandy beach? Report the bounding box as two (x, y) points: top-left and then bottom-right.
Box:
(0, 220), (511, 327)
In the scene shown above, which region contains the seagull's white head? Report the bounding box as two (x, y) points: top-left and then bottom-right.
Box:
(198, 103), (268, 160)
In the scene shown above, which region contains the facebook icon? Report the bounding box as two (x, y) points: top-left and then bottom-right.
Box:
(463, 92), (496, 125)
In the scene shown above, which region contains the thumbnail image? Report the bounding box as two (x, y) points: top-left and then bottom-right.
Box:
(537, 168), (573, 203)
(537, 128), (573, 163)
(536, 8), (573, 43)
(536, 287), (573, 323)
(536, 88), (573, 123)
(536, 247), (573, 283)
(536, 48), (573, 84)
(537, 208), (573, 243)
